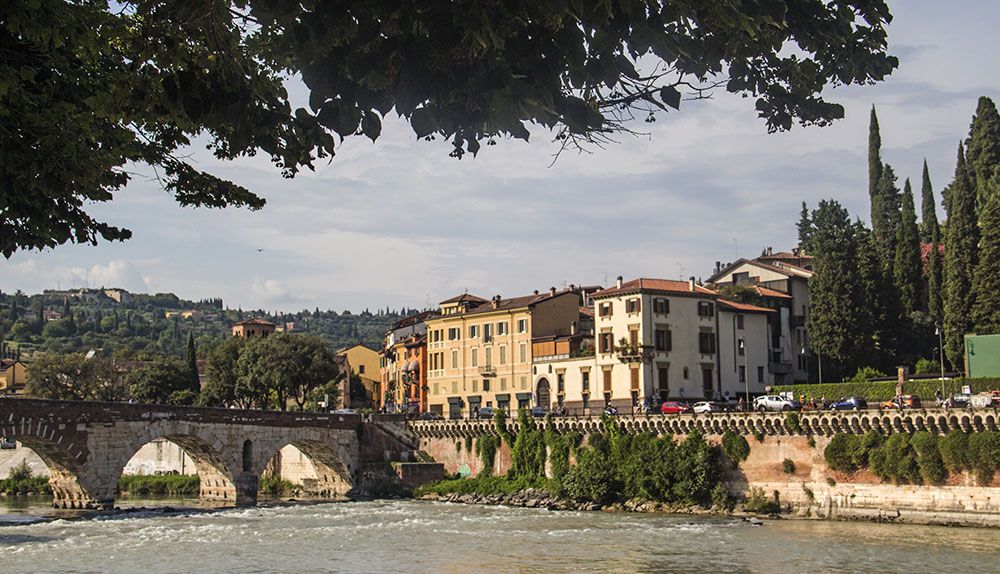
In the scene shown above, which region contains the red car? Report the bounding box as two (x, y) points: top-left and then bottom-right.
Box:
(661, 401), (692, 415)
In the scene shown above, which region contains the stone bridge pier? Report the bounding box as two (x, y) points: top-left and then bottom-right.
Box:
(0, 399), (410, 509)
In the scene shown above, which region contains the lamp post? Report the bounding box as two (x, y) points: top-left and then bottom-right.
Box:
(739, 338), (749, 410)
(936, 324), (945, 400)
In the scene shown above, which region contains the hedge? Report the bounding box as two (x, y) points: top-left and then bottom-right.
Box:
(773, 379), (1000, 402)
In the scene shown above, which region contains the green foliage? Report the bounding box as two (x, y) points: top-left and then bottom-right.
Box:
(825, 433), (862, 473)
(920, 160), (940, 244)
(742, 486), (780, 514)
(910, 432), (946, 485)
(1, 0), (897, 258)
(415, 474), (546, 498)
(711, 483), (734, 512)
(561, 448), (620, 505)
(972, 182), (1000, 334)
(782, 459), (796, 474)
(774, 379), (999, 402)
(26, 352), (126, 401)
(894, 179), (923, 315)
(509, 410), (547, 481)
(127, 356), (192, 405)
(235, 333), (339, 410)
(966, 96), (1000, 209)
(714, 284), (763, 307)
(826, 477), (837, 487)
(0, 468), (51, 496)
(476, 435), (500, 476)
(8, 459), (33, 481)
(751, 429), (765, 443)
(968, 432), (1000, 485)
(784, 412), (803, 434)
(939, 431), (972, 475)
(849, 366), (888, 383)
(464, 436), (473, 453)
(944, 143), (979, 369)
(807, 436), (817, 449)
(721, 429), (750, 464)
(869, 433), (919, 484)
(914, 358), (938, 375)
(116, 474), (200, 497)
(258, 476), (301, 497)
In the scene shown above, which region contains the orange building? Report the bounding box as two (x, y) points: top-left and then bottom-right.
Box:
(231, 318), (276, 338)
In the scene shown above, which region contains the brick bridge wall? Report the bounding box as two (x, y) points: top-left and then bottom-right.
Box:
(0, 399), (416, 509)
(412, 409), (1000, 524)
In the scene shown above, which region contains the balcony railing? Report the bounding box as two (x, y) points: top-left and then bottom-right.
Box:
(616, 343), (654, 363)
(478, 366), (496, 377)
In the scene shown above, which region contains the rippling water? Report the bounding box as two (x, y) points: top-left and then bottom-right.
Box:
(2, 498), (999, 573)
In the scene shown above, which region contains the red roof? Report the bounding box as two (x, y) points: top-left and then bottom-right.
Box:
(592, 278), (716, 299)
(718, 299), (775, 314)
(755, 285), (792, 299)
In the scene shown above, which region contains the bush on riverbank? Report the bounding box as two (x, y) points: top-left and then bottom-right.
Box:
(418, 413), (725, 509)
(117, 474), (200, 497)
(0, 460), (51, 495)
(824, 430), (1000, 486)
(259, 476), (302, 497)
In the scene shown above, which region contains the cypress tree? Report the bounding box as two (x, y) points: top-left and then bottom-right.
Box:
(965, 96), (1000, 209)
(919, 160), (939, 243)
(927, 225), (943, 321)
(869, 106), (883, 220)
(894, 179), (922, 315)
(872, 163), (902, 271)
(797, 201), (814, 253)
(943, 143), (979, 369)
(185, 332), (200, 393)
(856, 222), (898, 370)
(807, 200), (865, 380)
(972, 170), (1000, 333)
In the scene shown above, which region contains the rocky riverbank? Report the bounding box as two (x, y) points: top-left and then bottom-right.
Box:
(418, 488), (735, 517)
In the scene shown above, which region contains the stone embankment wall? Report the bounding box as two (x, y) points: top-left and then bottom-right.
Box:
(411, 410), (1000, 526)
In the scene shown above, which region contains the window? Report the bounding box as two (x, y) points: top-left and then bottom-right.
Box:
(448, 327), (460, 340)
(497, 322), (508, 336)
(499, 346), (506, 365)
(683, 367), (689, 379)
(628, 327), (639, 348)
(655, 328), (672, 352)
(625, 298), (641, 314)
(500, 378), (507, 391)
(484, 323), (494, 342)
(757, 366), (765, 383)
(582, 394), (590, 410)
(736, 315), (744, 330)
(603, 369), (612, 393)
(471, 348), (479, 367)
(699, 332), (716, 354)
(469, 325), (479, 338)
(452, 381), (458, 393)
(738, 339), (745, 356)
(598, 332), (614, 353)
(697, 301), (715, 317)
(519, 343), (527, 363)
(433, 383), (439, 395)
(472, 380), (478, 392)
(599, 302), (614, 317)
(738, 365), (746, 383)
(485, 347), (493, 367)
(517, 319), (527, 333)
(557, 373), (565, 393)
(483, 379), (490, 392)
(630, 367), (639, 390)
(582, 371), (590, 392)
(358, 365), (365, 374)
(653, 298), (670, 314)
(451, 350), (458, 369)
(520, 376), (527, 390)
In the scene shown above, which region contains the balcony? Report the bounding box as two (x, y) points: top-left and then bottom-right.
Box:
(615, 342), (653, 364)
(478, 366), (496, 377)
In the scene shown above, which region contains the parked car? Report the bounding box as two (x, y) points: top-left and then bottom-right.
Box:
(692, 401), (723, 414)
(332, 408), (356, 414)
(828, 397), (867, 411)
(603, 405), (620, 416)
(753, 395), (801, 412)
(661, 401), (692, 415)
(475, 406), (495, 419)
(418, 411), (443, 420)
(530, 406), (548, 418)
(948, 394), (971, 408)
(881, 395), (921, 409)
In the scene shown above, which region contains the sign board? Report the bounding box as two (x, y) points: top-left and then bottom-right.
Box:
(962, 385), (972, 395)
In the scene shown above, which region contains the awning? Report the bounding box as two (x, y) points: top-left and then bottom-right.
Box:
(515, 392), (533, 401)
(495, 394), (511, 403)
(467, 395), (482, 405)
(447, 396), (463, 405)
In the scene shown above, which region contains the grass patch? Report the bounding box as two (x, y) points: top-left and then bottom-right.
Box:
(117, 474), (200, 497)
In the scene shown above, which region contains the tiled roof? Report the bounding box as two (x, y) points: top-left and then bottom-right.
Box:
(392, 310), (439, 329)
(718, 299), (775, 314)
(232, 318), (276, 327)
(708, 258), (813, 283)
(755, 285), (792, 299)
(579, 306), (595, 318)
(439, 293), (489, 305)
(592, 278), (716, 299)
(435, 290), (574, 318)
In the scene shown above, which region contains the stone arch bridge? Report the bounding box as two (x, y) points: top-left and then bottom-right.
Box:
(411, 408), (1000, 440)
(0, 399), (417, 509)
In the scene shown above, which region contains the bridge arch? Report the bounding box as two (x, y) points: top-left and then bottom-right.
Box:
(253, 436), (354, 500)
(9, 436), (98, 509)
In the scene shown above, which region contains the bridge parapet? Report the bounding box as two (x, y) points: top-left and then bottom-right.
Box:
(410, 408), (1000, 439)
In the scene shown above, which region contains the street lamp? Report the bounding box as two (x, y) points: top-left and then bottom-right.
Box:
(739, 338), (749, 410)
(936, 324), (945, 400)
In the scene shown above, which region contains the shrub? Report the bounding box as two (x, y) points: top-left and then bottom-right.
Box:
(464, 435), (474, 453)
(751, 429), (765, 443)
(773, 379), (999, 402)
(0, 461), (51, 495)
(849, 366), (888, 382)
(782, 459), (796, 474)
(855, 430), (885, 468)
(938, 431), (971, 474)
(784, 412), (802, 434)
(910, 432), (946, 485)
(711, 483), (734, 511)
(117, 474), (200, 497)
(826, 477), (837, 487)
(914, 358), (938, 375)
(7, 459), (32, 481)
(742, 486), (780, 514)
(807, 436), (816, 449)
(561, 449), (619, 505)
(824, 434), (861, 472)
(870, 433), (919, 484)
(258, 476), (300, 497)
(968, 432), (1000, 486)
(476, 435), (500, 476)
(721, 429), (750, 464)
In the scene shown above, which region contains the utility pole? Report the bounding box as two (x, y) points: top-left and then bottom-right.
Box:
(740, 338), (749, 408)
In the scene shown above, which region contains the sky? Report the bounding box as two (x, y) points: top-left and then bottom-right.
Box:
(3, 1), (999, 313)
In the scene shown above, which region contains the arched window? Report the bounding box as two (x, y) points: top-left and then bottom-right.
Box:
(242, 440), (253, 472)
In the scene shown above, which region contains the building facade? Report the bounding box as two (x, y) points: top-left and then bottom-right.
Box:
(0, 360), (26, 394)
(337, 344), (382, 410)
(231, 318), (276, 338)
(424, 290), (580, 418)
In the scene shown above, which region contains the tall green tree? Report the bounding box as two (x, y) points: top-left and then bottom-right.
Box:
(199, 336), (245, 408)
(966, 96), (1000, 209)
(26, 353), (123, 401)
(127, 357), (195, 405)
(919, 160), (939, 243)
(797, 201), (814, 253)
(894, 179), (923, 315)
(943, 143), (979, 369)
(872, 164), (902, 271)
(807, 200), (865, 380)
(869, 106), (883, 220)
(972, 170), (1000, 333)
(185, 332), (200, 394)
(927, 226), (944, 321)
(2, 1), (897, 258)
(855, 222), (898, 370)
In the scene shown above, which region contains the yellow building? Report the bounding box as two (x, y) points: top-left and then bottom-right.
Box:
(337, 344), (382, 409)
(424, 289), (580, 418)
(0, 360), (27, 394)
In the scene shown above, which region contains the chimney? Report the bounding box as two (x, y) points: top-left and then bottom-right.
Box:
(491, 295), (500, 309)
(767, 246), (773, 255)
(616, 276), (623, 289)
(689, 277), (696, 292)
(549, 286), (557, 296)
(533, 289), (539, 295)
(569, 283), (575, 291)
(715, 261), (721, 274)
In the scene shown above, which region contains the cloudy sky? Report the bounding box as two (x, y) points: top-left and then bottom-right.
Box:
(3, 1), (998, 313)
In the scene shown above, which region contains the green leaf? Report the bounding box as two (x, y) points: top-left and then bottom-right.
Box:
(410, 107), (437, 138)
(361, 110), (382, 142)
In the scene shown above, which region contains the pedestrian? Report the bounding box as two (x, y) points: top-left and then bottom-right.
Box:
(737, 396), (745, 412)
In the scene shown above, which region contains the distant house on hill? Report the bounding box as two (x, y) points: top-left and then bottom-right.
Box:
(0, 360), (27, 394)
(337, 343), (381, 409)
(231, 318), (276, 338)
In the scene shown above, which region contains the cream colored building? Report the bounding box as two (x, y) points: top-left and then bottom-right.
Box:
(424, 289), (580, 418)
(717, 299), (775, 398)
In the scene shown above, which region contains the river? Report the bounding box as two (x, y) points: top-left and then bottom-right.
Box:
(1, 498), (998, 573)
